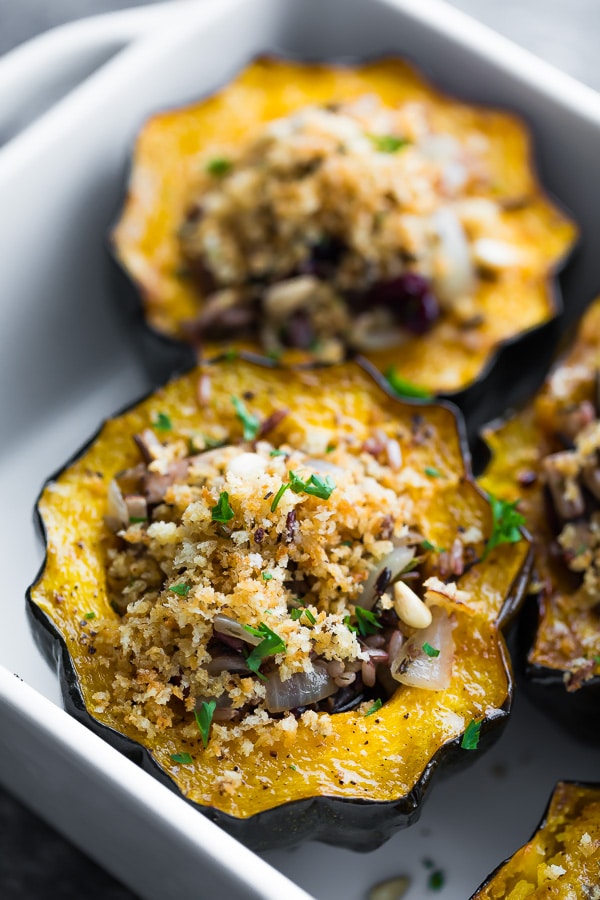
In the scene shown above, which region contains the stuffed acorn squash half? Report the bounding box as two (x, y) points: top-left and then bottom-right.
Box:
(471, 781), (600, 899)
(480, 297), (600, 742)
(30, 357), (531, 850)
(111, 57), (575, 408)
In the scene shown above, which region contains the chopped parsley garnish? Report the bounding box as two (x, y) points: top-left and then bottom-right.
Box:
(289, 763), (298, 771)
(365, 698), (383, 717)
(341, 540), (353, 547)
(343, 614), (357, 634)
(428, 870), (445, 891)
(290, 606), (316, 625)
(194, 700), (216, 748)
(368, 134), (410, 153)
(129, 516), (147, 524)
(169, 583), (190, 597)
(153, 411), (172, 432)
(288, 469), (336, 500)
(461, 719), (481, 750)
(205, 157), (232, 177)
(83, 612), (96, 620)
(270, 482), (290, 512)
(424, 466), (441, 479)
(269, 448), (287, 457)
(385, 367), (433, 400)
(262, 572), (273, 582)
(231, 396), (260, 441)
(245, 623), (286, 679)
(170, 752), (193, 764)
(354, 605), (382, 637)
(422, 642), (440, 658)
(211, 490), (234, 523)
(421, 539), (445, 553)
(325, 443), (336, 454)
(483, 494), (526, 559)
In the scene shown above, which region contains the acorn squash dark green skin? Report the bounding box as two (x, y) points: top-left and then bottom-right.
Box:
(469, 781), (600, 898)
(27, 354), (532, 852)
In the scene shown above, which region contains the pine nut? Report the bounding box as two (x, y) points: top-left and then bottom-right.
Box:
(393, 581), (432, 629)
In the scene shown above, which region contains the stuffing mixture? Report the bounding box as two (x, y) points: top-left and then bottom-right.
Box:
(180, 97), (523, 359)
(92, 395), (480, 749)
(533, 358), (600, 685)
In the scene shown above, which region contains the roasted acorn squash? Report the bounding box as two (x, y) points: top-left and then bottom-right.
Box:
(479, 297), (600, 742)
(111, 56), (575, 417)
(471, 781), (600, 899)
(29, 356), (531, 850)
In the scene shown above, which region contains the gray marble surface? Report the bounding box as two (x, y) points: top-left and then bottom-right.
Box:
(0, 1), (596, 898)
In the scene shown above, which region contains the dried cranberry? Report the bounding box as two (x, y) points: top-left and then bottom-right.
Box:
(368, 273), (440, 335)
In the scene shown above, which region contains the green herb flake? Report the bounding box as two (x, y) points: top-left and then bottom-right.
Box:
(129, 516), (147, 525)
(428, 870), (445, 891)
(343, 614), (358, 634)
(461, 719), (481, 751)
(385, 367), (433, 400)
(269, 448), (287, 457)
(290, 606), (316, 625)
(231, 396), (260, 441)
(288, 469), (336, 501)
(341, 540), (353, 547)
(194, 700), (217, 749)
(270, 482), (290, 512)
(153, 411), (172, 432)
(368, 134), (410, 153)
(289, 764), (298, 771)
(211, 490), (234, 524)
(354, 605), (382, 637)
(365, 698), (383, 717)
(422, 642), (440, 658)
(483, 494), (526, 559)
(424, 466), (442, 479)
(170, 752), (193, 765)
(594, 655), (600, 665)
(83, 612), (96, 620)
(169, 583), (190, 597)
(421, 539), (445, 553)
(325, 442), (336, 454)
(206, 157), (232, 177)
(262, 572), (273, 582)
(246, 623), (286, 679)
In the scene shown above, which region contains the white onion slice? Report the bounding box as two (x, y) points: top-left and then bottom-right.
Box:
(265, 665), (337, 712)
(106, 479), (128, 531)
(358, 546), (416, 610)
(430, 206), (475, 304)
(213, 614), (261, 645)
(390, 607), (455, 691)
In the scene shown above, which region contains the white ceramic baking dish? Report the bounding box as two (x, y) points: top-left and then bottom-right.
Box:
(1, 1), (600, 898)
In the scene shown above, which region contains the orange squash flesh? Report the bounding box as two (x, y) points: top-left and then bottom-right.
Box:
(471, 782), (600, 899)
(480, 298), (600, 681)
(112, 57), (576, 394)
(30, 358), (530, 839)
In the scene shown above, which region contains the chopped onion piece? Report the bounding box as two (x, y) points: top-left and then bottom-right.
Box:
(390, 608), (455, 691)
(265, 665), (337, 712)
(430, 206), (475, 304)
(358, 545), (416, 610)
(213, 614), (261, 645)
(106, 479), (128, 531)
